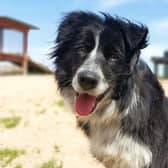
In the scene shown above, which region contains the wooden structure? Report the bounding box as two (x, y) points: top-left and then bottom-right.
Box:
(0, 16), (51, 74)
(152, 52), (168, 77)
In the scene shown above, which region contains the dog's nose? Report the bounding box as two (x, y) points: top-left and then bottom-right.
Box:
(78, 71), (99, 90)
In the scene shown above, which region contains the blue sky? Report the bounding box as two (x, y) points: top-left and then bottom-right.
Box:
(0, 0), (168, 71)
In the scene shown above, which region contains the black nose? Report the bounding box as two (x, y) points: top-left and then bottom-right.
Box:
(78, 71), (99, 90)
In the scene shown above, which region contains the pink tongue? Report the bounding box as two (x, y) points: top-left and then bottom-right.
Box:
(75, 93), (96, 116)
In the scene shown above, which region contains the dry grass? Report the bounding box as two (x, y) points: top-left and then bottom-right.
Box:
(0, 148), (25, 167)
(38, 160), (63, 168)
(0, 117), (21, 128)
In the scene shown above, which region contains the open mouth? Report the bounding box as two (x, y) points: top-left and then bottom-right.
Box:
(75, 88), (110, 116)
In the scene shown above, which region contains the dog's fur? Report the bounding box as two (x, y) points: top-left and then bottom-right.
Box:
(52, 11), (168, 168)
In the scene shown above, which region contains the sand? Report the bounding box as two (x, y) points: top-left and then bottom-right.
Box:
(0, 75), (167, 168)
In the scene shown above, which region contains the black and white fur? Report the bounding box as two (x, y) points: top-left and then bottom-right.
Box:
(52, 11), (168, 168)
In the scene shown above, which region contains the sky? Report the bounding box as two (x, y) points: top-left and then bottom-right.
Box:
(0, 0), (168, 72)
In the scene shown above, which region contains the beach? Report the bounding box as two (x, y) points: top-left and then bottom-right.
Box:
(0, 75), (167, 168)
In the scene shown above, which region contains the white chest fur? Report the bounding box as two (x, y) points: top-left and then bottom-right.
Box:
(89, 122), (152, 168)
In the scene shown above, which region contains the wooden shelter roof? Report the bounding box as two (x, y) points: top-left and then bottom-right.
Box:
(0, 16), (39, 31)
(0, 16), (51, 74)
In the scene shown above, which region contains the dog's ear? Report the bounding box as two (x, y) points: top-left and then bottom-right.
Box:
(102, 14), (148, 64)
(119, 20), (149, 52)
(119, 20), (149, 70)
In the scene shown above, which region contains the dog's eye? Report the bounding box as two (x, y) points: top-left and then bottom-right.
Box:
(76, 46), (86, 55)
(104, 52), (120, 62)
(109, 57), (119, 62)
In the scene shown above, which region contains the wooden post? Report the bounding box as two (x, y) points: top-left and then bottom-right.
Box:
(154, 63), (158, 77)
(164, 51), (168, 78)
(0, 28), (3, 52)
(22, 31), (28, 74)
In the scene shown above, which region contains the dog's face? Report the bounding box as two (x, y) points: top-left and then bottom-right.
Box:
(53, 11), (148, 117)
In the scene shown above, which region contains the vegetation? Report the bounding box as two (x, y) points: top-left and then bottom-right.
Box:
(54, 145), (60, 153)
(39, 160), (63, 168)
(14, 164), (23, 168)
(54, 100), (64, 107)
(0, 116), (21, 128)
(35, 148), (41, 154)
(0, 148), (25, 167)
(38, 108), (46, 114)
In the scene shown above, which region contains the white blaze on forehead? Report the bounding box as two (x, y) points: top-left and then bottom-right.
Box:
(72, 34), (109, 96)
(79, 34), (100, 71)
(80, 34), (101, 74)
(89, 35), (100, 60)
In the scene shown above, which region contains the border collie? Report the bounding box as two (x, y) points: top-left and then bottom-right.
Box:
(52, 11), (168, 168)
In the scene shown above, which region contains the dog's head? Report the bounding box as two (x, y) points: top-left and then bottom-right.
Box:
(52, 11), (148, 117)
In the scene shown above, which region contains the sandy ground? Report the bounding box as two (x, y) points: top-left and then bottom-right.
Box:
(0, 75), (167, 168)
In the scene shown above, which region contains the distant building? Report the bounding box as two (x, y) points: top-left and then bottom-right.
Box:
(0, 16), (51, 74)
(152, 51), (168, 78)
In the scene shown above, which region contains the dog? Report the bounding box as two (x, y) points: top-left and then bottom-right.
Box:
(51, 11), (168, 168)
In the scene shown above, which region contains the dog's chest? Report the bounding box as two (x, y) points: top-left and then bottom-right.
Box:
(89, 122), (152, 168)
